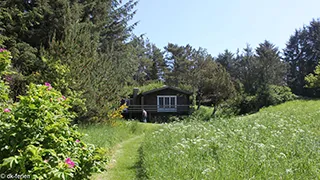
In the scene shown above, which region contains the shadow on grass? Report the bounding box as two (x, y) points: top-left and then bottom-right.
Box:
(127, 145), (148, 180)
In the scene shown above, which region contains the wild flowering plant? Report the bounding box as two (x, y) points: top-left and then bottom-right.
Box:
(0, 83), (107, 179)
(65, 158), (75, 168)
(141, 101), (320, 179)
(106, 103), (128, 126)
(0, 50), (107, 179)
(3, 108), (10, 112)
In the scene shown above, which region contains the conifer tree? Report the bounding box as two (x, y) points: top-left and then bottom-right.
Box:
(284, 19), (320, 96)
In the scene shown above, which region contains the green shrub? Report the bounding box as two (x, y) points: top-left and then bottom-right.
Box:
(239, 95), (259, 114)
(189, 106), (213, 121)
(0, 83), (107, 179)
(222, 94), (259, 115)
(264, 85), (297, 105)
(223, 85), (297, 116)
(0, 49), (10, 73)
(0, 49), (11, 104)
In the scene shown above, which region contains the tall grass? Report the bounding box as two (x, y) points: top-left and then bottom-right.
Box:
(79, 120), (160, 150)
(79, 120), (147, 149)
(141, 100), (320, 179)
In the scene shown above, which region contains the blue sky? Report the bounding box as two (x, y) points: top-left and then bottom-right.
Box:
(130, 0), (320, 56)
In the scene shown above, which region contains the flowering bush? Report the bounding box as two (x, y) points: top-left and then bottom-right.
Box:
(0, 83), (107, 179)
(107, 104), (127, 120)
(0, 50), (107, 180)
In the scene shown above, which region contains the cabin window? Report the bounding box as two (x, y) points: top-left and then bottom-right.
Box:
(157, 96), (177, 112)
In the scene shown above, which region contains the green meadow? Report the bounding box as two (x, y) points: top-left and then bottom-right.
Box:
(140, 100), (320, 179)
(80, 100), (320, 179)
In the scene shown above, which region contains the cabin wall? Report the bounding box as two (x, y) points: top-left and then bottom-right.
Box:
(125, 88), (192, 122)
(143, 89), (190, 113)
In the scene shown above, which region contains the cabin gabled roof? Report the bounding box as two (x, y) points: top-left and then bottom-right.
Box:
(141, 86), (192, 95)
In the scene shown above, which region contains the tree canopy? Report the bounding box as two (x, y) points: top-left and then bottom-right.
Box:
(0, 1), (320, 120)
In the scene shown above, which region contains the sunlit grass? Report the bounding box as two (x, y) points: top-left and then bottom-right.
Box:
(78, 120), (160, 180)
(78, 120), (159, 150)
(141, 100), (320, 179)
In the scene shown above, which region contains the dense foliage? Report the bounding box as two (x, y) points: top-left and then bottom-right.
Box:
(0, 0), (138, 122)
(0, 0), (319, 120)
(305, 62), (320, 89)
(0, 50), (106, 179)
(284, 19), (320, 96)
(0, 84), (107, 179)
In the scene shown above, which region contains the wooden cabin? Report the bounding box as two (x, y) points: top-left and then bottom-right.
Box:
(123, 86), (193, 122)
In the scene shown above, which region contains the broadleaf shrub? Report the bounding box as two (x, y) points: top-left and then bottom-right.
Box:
(189, 106), (213, 121)
(220, 85), (296, 116)
(0, 52), (107, 179)
(0, 83), (107, 179)
(0, 49), (11, 104)
(255, 85), (297, 108)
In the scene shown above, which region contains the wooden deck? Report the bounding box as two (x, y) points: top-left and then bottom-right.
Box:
(123, 105), (190, 113)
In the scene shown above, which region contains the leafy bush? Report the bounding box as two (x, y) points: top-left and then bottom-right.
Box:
(221, 94), (259, 115)
(223, 85), (296, 116)
(268, 85), (297, 104)
(189, 106), (213, 121)
(0, 81), (9, 104)
(238, 95), (259, 114)
(0, 48), (10, 73)
(0, 49), (11, 105)
(257, 85), (297, 107)
(305, 62), (320, 88)
(0, 83), (107, 179)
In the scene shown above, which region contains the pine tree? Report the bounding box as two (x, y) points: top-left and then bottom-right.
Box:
(255, 40), (286, 88)
(236, 44), (259, 94)
(164, 43), (195, 87)
(216, 49), (236, 76)
(0, 0), (139, 121)
(284, 19), (320, 96)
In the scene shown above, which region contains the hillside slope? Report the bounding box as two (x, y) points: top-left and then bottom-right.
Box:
(141, 100), (320, 179)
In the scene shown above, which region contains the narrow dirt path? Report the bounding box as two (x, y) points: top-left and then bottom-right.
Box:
(93, 134), (145, 180)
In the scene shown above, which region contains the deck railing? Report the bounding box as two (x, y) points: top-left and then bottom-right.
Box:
(124, 105), (190, 113)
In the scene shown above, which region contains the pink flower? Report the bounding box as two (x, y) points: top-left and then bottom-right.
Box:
(0, 48), (6, 52)
(75, 139), (80, 143)
(5, 76), (12, 82)
(4, 108), (10, 113)
(65, 158), (75, 168)
(58, 96), (66, 101)
(44, 82), (52, 90)
(44, 159), (49, 163)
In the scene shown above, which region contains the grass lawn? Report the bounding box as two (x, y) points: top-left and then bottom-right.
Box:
(79, 100), (320, 179)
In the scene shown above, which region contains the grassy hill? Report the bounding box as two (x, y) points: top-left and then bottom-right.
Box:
(140, 100), (320, 179)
